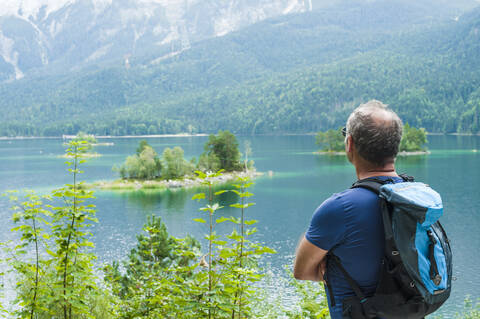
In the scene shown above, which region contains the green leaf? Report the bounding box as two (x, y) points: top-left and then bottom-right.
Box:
(260, 247), (277, 254)
(194, 170), (207, 179)
(193, 218), (207, 224)
(215, 216), (231, 224)
(230, 190), (241, 196)
(230, 202), (256, 209)
(192, 193), (206, 201)
(213, 169), (225, 177)
(219, 250), (237, 259)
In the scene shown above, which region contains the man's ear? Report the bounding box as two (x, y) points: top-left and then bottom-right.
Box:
(345, 135), (354, 153)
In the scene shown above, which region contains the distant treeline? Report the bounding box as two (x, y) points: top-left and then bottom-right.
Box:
(0, 6), (479, 136)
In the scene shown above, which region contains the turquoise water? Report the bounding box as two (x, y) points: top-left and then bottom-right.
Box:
(0, 135), (479, 316)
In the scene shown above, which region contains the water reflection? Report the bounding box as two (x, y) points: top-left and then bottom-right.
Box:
(110, 183), (241, 215)
(396, 154), (428, 166)
(315, 153), (349, 166)
(117, 190), (166, 211)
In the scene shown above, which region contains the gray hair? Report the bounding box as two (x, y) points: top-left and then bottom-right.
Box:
(346, 100), (403, 166)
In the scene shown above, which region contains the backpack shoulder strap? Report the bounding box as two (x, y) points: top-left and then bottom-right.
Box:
(328, 253), (367, 302)
(351, 178), (385, 194)
(351, 174), (415, 194)
(398, 173), (415, 182)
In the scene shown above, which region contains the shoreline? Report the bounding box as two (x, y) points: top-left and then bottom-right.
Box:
(315, 150), (431, 156)
(397, 150), (431, 156)
(87, 170), (263, 191)
(0, 133), (208, 140)
(2, 132), (480, 140)
(58, 153), (102, 159)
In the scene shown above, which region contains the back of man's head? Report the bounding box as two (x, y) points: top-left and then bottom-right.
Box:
(346, 100), (403, 167)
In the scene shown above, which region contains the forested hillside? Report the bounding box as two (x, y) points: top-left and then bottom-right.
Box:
(1, 1), (479, 136)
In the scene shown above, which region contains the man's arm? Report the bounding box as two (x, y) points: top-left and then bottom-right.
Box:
(293, 235), (328, 281)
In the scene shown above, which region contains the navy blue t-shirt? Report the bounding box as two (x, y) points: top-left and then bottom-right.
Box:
(305, 176), (403, 319)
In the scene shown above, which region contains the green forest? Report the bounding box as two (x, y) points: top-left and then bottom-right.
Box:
(0, 5), (479, 136)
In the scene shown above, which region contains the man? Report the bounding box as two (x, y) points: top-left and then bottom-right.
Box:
(294, 100), (404, 319)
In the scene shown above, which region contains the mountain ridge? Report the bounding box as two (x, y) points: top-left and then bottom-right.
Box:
(0, 0), (314, 82)
(1, 1), (480, 136)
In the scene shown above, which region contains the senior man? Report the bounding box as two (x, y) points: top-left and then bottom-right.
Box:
(294, 100), (404, 319)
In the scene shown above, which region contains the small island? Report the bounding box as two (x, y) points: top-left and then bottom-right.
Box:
(397, 123), (430, 156)
(59, 132), (102, 158)
(63, 132), (114, 146)
(315, 124), (429, 156)
(59, 132), (113, 158)
(315, 127), (346, 155)
(90, 130), (259, 191)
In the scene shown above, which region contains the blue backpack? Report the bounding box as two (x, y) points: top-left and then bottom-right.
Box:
(326, 175), (452, 319)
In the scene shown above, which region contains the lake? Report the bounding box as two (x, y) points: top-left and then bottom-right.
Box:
(0, 134), (479, 316)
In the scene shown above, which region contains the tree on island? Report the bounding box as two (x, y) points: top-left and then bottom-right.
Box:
(316, 128), (345, 152)
(243, 140), (253, 171)
(399, 123), (428, 152)
(136, 140), (150, 155)
(114, 140), (162, 179)
(161, 146), (195, 179)
(199, 130), (243, 172)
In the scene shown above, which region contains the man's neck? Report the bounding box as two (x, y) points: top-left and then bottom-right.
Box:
(355, 164), (398, 180)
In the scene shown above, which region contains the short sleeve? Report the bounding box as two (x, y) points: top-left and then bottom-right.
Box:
(305, 195), (346, 251)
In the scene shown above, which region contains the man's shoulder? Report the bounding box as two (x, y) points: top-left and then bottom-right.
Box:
(324, 176), (406, 207)
(307, 187), (380, 250)
(322, 187), (378, 209)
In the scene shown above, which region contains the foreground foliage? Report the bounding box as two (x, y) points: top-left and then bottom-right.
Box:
(0, 139), (329, 318)
(3, 140), (110, 319)
(456, 298), (480, 319)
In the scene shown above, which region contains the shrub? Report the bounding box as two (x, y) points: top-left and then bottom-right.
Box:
(399, 123), (428, 152)
(161, 146), (195, 179)
(316, 128), (345, 152)
(3, 140), (115, 319)
(201, 131), (243, 172)
(114, 141), (162, 179)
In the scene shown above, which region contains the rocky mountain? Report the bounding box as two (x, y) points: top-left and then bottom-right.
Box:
(0, 0), (318, 82)
(1, 0), (479, 83)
